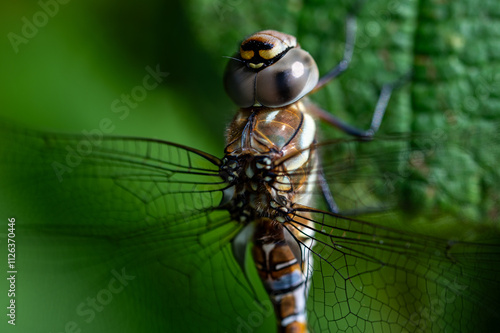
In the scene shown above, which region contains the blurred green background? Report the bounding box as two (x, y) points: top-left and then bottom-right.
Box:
(0, 0), (499, 332)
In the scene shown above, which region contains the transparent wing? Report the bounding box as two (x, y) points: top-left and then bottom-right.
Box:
(310, 135), (413, 215)
(277, 126), (500, 332)
(312, 124), (500, 223)
(0, 124), (270, 332)
(2, 123), (499, 333)
(285, 206), (500, 333)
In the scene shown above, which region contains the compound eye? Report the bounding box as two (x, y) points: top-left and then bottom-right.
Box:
(223, 58), (256, 108)
(255, 48), (319, 107)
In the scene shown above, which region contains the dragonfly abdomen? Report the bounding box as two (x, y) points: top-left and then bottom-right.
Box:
(253, 218), (309, 333)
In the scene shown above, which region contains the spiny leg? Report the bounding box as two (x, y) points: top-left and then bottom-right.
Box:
(317, 164), (339, 213)
(308, 81), (396, 139)
(310, 14), (357, 94)
(309, 0), (368, 93)
(313, 80), (399, 213)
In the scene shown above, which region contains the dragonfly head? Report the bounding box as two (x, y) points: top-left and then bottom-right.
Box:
(224, 30), (319, 108)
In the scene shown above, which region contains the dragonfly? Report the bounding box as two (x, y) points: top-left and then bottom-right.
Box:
(1, 16), (500, 333)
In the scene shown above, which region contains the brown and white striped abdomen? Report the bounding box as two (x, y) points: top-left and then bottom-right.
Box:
(252, 218), (311, 333)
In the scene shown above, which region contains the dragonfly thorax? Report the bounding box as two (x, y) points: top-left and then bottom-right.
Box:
(220, 104), (319, 225)
(220, 154), (293, 224)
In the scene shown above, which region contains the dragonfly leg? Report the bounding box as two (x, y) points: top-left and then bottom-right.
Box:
(308, 78), (403, 139)
(310, 14), (357, 93)
(317, 164), (339, 213)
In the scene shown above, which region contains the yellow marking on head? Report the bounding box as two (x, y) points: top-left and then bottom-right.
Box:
(259, 45), (285, 60)
(240, 49), (254, 60)
(249, 63), (264, 69)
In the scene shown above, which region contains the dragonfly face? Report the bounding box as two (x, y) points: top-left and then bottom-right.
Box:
(1, 23), (500, 333)
(224, 30), (319, 108)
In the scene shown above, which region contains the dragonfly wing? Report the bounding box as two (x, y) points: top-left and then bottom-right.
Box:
(310, 136), (411, 215)
(0, 124), (269, 332)
(312, 126), (500, 226)
(285, 206), (500, 332)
